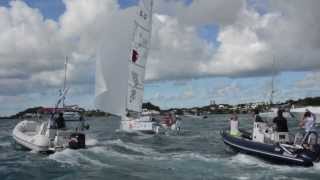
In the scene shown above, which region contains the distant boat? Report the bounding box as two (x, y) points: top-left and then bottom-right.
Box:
(12, 57), (89, 153)
(95, 0), (161, 134)
(260, 57), (291, 119)
(260, 107), (292, 119)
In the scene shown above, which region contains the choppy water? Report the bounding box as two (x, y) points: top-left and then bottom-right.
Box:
(1, 114), (320, 180)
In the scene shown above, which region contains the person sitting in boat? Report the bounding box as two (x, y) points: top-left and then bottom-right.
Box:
(299, 111), (316, 144)
(272, 109), (288, 132)
(55, 113), (66, 129)
(253, 109), (263, 122)
(230, 112), (240, 136)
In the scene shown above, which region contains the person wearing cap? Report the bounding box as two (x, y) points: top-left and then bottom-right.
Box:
(273, 109), (288, 132)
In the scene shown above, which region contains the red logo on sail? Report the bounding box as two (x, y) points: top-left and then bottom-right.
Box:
(132, 49), (139, 63)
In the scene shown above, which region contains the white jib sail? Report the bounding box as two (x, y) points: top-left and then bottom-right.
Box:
(95, 32), (131, 117)
(95, 0), (152, 117)
(126, 0), (153, 114)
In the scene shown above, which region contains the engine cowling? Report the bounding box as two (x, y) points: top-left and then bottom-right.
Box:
(68, 133), (86, 149)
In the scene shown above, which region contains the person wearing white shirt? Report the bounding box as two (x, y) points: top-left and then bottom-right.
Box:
(300, 111), (316, 145)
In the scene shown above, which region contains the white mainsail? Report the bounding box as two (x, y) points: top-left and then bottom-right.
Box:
(126, 0), (153, 114)
(95, 0), (153, 118)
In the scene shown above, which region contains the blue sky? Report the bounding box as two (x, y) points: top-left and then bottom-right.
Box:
(0, 0), (320, 116)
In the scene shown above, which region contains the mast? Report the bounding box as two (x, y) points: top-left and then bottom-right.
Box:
(270, 56), (276, 106)
(63, 56), (68, 107)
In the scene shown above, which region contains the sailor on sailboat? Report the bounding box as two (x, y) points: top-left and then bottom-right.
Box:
(95, 0), (160, 134)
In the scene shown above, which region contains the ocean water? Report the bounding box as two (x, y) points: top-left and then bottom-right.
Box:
(1, 114), (320, 180)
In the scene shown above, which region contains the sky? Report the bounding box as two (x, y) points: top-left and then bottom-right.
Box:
(0, 0), (320, 115)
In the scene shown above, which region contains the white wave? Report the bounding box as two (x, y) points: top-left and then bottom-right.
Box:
(0, 142), (11, 147)
(169, 152), (220, 162)
(235, 176), (250, 180)
(100, 139), (223, 163)
(49, 149), (82, 166)
(229, 154), (263, 166)
(48, 148), (111, 168)
(89, 141), (169, 161)
(228, 154), (316, 173)
(312, 162), (320, 170)
(104, 139), (157, 155)
(86, 137), (98, 146)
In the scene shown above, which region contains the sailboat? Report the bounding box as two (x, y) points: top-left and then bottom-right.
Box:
(95, 0), (160, 134)
(260, 57), (291, 119)
(12, 57), (88, 152)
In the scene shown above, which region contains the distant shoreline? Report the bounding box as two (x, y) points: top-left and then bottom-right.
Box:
(2, 96), (320, 119)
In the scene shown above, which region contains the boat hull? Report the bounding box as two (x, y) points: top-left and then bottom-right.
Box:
(221, 130), (314, 167)
(13, 120), (87, 153)
(120, 120), (159, 134)
(12, 120), (50, 152)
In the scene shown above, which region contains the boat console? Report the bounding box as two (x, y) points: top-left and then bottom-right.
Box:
(252, 122), (290, 144)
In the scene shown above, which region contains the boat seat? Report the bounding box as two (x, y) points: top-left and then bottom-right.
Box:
(294, 132), (304, 145)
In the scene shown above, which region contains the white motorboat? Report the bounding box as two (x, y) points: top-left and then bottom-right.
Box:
(63, 111), (81, 121)
(95, 0), (161, 134)
(13, 120), (50, 152)
(260, 107), (292, 119)
(12, 118), (86, 153)
(12, 57), (88, 153)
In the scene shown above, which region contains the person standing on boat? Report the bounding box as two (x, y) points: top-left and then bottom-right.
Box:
(299, 111), (316, 143)
(253, 109), (263, 122)
(306, 109), (317, 122)
(56, 113), (66, 129)
(230, 112), (240, 136)
(272, 109), (288, 132)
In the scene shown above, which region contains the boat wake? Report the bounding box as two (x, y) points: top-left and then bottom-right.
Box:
(0, 142), (11, 148)
(228, 154), (320, 173)
(48, 148), (112, 168)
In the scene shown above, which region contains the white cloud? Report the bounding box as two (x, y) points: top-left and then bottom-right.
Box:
(0, 0), (131, 114)
(1, 0), (320, 113)
(295, 71), (320, 90)
(146, 14), (213, 81)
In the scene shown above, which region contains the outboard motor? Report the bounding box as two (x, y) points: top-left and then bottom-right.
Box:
(68, 133), (86, 149)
